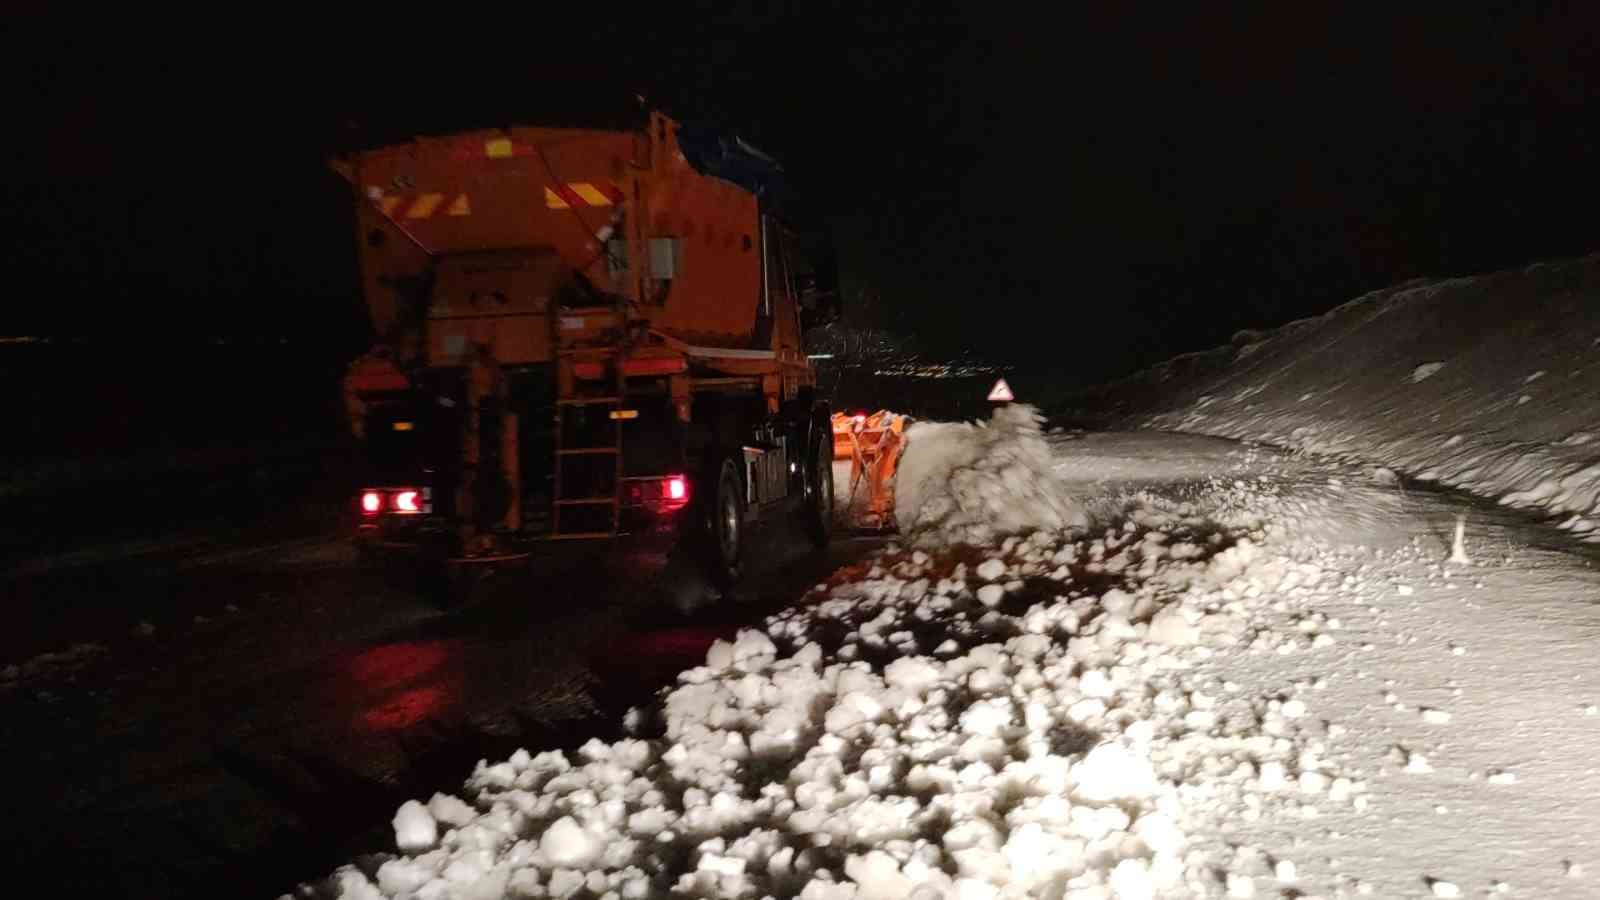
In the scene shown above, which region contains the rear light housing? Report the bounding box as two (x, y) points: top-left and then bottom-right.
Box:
(358, 487), (432, 516)
(623, 474), (690, 511)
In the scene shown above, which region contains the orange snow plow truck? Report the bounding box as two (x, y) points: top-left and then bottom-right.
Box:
(333, 107), (840, 597)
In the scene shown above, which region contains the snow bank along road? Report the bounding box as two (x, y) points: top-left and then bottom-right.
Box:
(295, 408), (1600, 899)
(1084, 252), (1600, 545)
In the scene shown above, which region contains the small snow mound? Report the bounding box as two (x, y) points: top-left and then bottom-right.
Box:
(539, 816), (600, 867)
(334, 868), (384, 900)
(894, 404), (1088, 548)
(1071, 741), (1159, 804)
(975, 558), (1007, 581)
(1109, 858), (1154, 899)
(706, 629), (778, 670)
(392, 800), (437, 852)
(426, 792), (475, 827)
(975, 584), (1005, 608)
(1410, 361), (1445, 382)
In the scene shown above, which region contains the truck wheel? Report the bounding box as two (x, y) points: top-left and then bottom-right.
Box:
(804, 424), (834, 548)
(707, 457), (744, 593)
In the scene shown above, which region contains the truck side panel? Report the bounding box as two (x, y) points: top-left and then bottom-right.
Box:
(644, 152), (763, 349)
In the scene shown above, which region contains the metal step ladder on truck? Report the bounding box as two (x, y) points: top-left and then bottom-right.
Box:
(333, 107), (840, 599)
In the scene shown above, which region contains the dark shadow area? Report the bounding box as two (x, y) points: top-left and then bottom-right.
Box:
(0, 501), (881, 898)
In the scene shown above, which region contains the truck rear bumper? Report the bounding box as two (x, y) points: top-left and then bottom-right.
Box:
(353, 506), (709, 602)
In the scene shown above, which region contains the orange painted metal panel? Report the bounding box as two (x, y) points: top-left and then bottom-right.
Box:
(340, 112), (812, 385)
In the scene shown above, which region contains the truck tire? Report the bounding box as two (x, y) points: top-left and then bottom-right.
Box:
(707, 457), (744, 593)
(804, 420), (834, 548)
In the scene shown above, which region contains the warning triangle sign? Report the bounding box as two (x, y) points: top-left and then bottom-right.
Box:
(986, 378), (1015, 402)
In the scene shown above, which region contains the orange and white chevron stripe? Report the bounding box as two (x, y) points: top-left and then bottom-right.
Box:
(369, 182), (622, 218)
(374, 192), (472, 221)
(544, 182), (625, 209)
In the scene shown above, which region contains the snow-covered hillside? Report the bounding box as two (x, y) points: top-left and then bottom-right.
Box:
(1078, 253), (1600, 541)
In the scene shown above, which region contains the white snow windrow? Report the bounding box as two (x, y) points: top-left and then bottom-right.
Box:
(289, 426), (1400, 900)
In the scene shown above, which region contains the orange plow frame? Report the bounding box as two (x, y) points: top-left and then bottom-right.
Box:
(831, 411), (909, 530)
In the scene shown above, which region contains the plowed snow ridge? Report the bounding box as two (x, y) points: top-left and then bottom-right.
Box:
(294, 413), (1485, 899)
(1092, 253), (1600, 541)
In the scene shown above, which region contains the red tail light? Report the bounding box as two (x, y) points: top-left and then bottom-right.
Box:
(624, 475), (690, 511)
(359, 487), (429, 516)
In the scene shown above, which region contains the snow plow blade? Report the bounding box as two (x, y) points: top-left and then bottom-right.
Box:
(831, 410), (910, 532)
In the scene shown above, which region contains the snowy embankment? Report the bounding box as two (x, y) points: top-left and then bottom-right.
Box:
(1079, 253), (1600, 540)
(290, 407), (1417, 899)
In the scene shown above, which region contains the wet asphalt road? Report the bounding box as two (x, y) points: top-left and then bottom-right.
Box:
(0, 506), (880, 898)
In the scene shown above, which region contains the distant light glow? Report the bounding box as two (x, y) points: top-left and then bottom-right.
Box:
(871, 362), (999, 379)
(361, 491), (382, 514)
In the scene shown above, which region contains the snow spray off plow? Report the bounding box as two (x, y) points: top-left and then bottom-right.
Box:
(833, 404), (1087, 545)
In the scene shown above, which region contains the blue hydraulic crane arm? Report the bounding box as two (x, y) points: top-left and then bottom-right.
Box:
(675, 124), (789, 204)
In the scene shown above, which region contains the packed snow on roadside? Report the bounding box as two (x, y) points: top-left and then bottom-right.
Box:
(1084, 253), (1600, 542)
(0, 641), (107, 690)
(288, 407), (1414, 900)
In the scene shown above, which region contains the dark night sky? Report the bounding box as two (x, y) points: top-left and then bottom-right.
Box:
(4, 6), (1597, 382)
